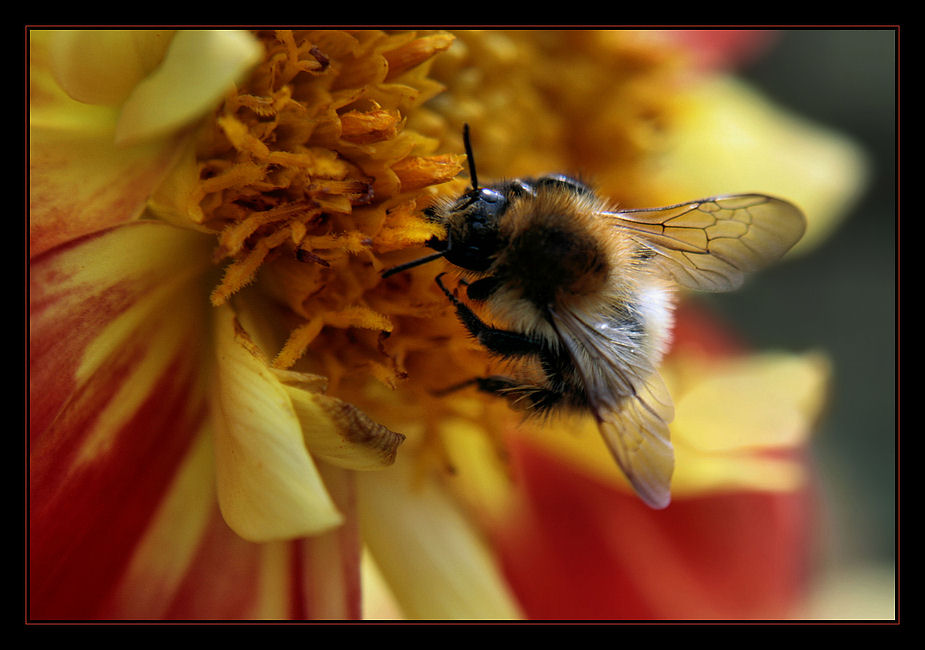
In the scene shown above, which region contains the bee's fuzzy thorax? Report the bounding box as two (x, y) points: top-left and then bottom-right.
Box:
(492, 186), (636, 307)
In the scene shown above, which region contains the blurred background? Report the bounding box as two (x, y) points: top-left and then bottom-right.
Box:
(703, 28), (896, 618)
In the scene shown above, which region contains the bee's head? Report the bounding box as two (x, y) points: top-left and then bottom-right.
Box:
(424, 186), (508, 272)
(381, 124), (508, 278)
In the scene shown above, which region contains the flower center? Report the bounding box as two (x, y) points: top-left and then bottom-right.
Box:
(190, 30), (464, 372)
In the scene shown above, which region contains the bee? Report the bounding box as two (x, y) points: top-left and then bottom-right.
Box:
(382, 125), (806, 509)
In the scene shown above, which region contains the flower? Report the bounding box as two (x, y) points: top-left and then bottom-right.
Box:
(29, 29), (863, 620)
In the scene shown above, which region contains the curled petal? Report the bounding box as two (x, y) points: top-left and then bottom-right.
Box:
(116, 30), (263, 145)
(29, 221), (214, 619)
(211, 303), (343, 542)
(285, 385), (406, 470)
(47, 30), (175, 106)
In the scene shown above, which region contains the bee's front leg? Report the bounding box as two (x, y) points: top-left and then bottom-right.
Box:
(435, 273), (541, 358)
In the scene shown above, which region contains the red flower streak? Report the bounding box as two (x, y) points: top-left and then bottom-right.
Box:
(30, 350), (207, 619)
(29, 223), (212, 619)
(495, 437), (814, 620)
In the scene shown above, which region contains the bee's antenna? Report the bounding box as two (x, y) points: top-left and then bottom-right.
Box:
(383, 126), (476, 280)
(380, 249), (447, 278)
(463, 123), (479, 190)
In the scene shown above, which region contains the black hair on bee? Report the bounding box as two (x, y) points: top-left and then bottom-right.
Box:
(381, 125), (806, 509)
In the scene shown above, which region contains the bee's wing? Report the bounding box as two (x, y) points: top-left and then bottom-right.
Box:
(549, 304), (674, 509)
(604, 194), (805, 292)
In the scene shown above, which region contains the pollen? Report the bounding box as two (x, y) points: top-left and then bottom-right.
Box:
(187, 30), (463, 378)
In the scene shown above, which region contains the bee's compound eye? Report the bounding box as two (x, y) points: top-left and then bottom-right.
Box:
(469, 189), (506, 224)
(479, 188), (505, 203)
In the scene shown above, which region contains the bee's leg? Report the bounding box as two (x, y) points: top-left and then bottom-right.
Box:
(434, 374), (562, 409)
(464, 276), (501, 302)
(469, 376), (565, 412)
(435, 273), (541, 357)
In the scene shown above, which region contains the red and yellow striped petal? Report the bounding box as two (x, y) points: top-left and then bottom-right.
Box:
(29, 221), (214, 619)
(101, 433), (361, 619)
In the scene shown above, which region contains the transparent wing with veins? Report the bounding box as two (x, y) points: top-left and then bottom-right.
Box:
(603, 194), (806, 292)
(549, 303), (675, 509)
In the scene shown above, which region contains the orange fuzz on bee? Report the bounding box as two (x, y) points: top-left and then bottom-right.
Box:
(382, 125), (806, 509)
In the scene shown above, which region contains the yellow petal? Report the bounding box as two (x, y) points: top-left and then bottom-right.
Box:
(646, 77), (869, 252)
(356, 458), (522, 620)
(116, 30), (263, 146)
(212, 303), (342, 542)
(47, 30), (175, 106)
(361, 549), (406, 619)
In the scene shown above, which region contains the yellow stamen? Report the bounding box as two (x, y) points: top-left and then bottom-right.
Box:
(392, 154), (465, 192)
(189, 30), (461, 372)
(340, 106), (404, 144)
(382, 33), (456, 81)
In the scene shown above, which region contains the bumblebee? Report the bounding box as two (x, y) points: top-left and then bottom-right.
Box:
(383, 126), (806, 508)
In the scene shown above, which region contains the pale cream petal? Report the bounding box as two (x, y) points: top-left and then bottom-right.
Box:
(671, 449), (807, 494)
(803, 564), (896, 620)
(146, 138), (212, 231)
(437, 417), (516, 525)
(667, 351), (831, 494)
(361, 548), (406, 619)
(356, 458), (522, 620)
(29, 32), (194, 257)
(645, 78), (869, 252)
(671, 352), (831, 452)
(47, 30), (174, 106)
(212, 303), (342, 542)
(116, 30), (263, 145)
